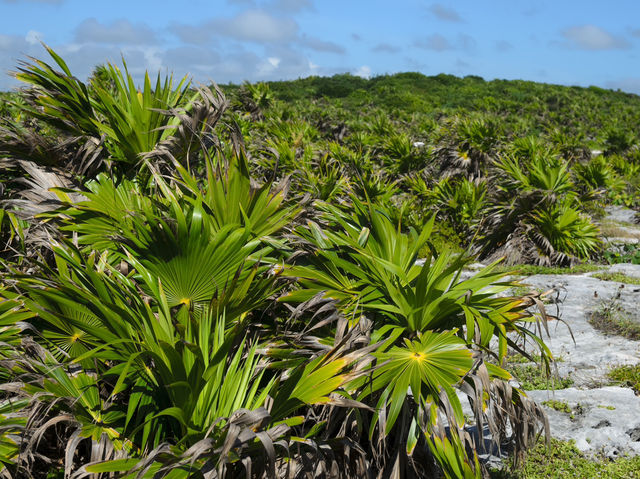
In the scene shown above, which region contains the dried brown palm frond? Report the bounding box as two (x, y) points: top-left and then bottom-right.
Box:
(482, 223), (540, 266)
(479, 191), (567, 267)
(433, 143), (488, 181)
(5, 161), (83, 217)
(0, 119), (105, 178)
(432, 117), (500, 182)
(143, 84), (235, 174)
(2, 338), (130, 478)
(235, 81), (274, 122)
(481, 220), (580, 267)
(459, 359), (549, 465)
(315, 118), (348, 142)
(0, 160), (85, 266)
(0, 121), (71, 169)
(73, 408), (289, 479)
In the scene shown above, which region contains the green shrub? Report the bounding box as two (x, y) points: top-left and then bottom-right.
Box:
(509, 364), (574, 390)
(491, 438), (640, 479)
(608, 364), (640, 394)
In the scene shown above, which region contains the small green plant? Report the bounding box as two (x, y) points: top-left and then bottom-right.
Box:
(505, 352), (542, 364)
(589, 289), (640, 340)
(568, 403), (585, 420)
(597, 404), (616, 410)
(608, 364), (640, 394)
(417, 221), (465, 257)
(541, 400), (571, 413)
(603, 243), (640, 265)
(491, 438), (640, 478)
(509, 364), (574, 390)
(496, 263), (602, 276)
(592, 272), (640, 285)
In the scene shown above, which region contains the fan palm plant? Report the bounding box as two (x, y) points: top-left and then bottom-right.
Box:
(295, 153), (348, 202)
(510, 135), (556, 164)
(350, 169), (398, 204)
(0, 48), (573, 478)
(13, 45), (190, 178)
(604, 127), (636, 156)
(482, 153), (600, 265)
(382, 132), (426, 174)
(50, 147), (295, 261)
(1, 151), (368, 477)
(282, 196), (551, 477)
(433, 116), (501, 180)
(431, 177), (487, 239)
(530, 203), (601, 262)
(236, 81), (274, 120)
(546, 127), (591, 163)
(4, 241), (367, 478)
(573, 155), (625, 204)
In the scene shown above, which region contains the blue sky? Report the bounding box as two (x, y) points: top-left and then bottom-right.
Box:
(1, 0), (640, 93)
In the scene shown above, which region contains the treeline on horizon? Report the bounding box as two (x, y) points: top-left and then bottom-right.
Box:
(225, 71), (640, 137)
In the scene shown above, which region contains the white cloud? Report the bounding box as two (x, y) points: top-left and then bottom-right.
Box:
(162, 44), (316, 83)
(169, 22), (215, 45)
(428, 4), (462, 22)
(267, 57), (281, 68)
(372, 43), (400, 53)
(561, 25), (630, 50)
(414, 34), (452, 52)
(0, 34), (39, 89)
(172, 10), (298, 45)
(299, 35), (345, 54)
(75, 18), (157, 45)
(215, 9), (298, 43)
(141, 47), (163, 73)
(0, 35), (14, 50)
(353, 65), (371, 79)
(414, 33), (475, 52)
(25, 30), (42, 45)
(161, 46), (221, 74)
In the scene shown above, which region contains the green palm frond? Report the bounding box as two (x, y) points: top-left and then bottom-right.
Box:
(365, 331), (473, 435)
(531, 203), (601, 260)
(14, 45), (190, 178)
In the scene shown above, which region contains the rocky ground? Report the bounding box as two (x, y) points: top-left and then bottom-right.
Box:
(475, 206), (640, 466)
(523, 263), (640, 459)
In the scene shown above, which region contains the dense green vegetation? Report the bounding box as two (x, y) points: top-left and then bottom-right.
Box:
(491, 438), (640, 479)
(608, 364), (640, 394)
(224, 72), (639, 266)
(592, 271), (640, 285)
(0, 48), (638, 477)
